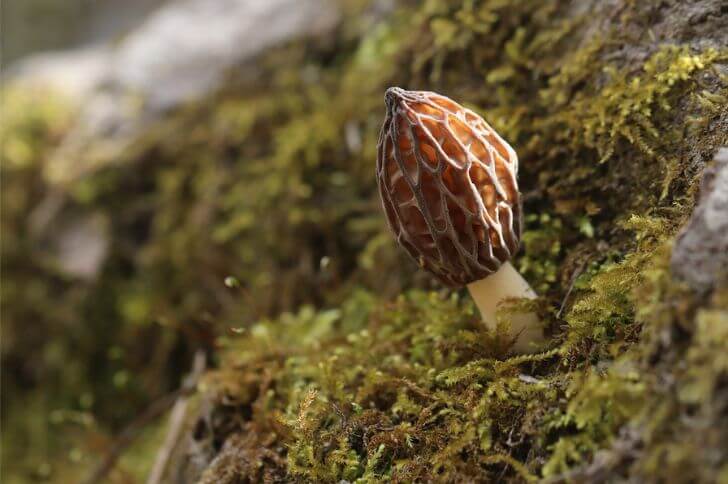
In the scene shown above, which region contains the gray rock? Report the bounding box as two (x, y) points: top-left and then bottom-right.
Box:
(6, 0), (339, 185)
(671, 148), (728, 292)
(111, 0), (339, 112)
(3, 0), (167, 63)
(54, 213), (110, 280)
(3, 46), (113, 101)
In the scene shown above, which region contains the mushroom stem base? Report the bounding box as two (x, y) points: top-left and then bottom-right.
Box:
(467, 262), (544, 354)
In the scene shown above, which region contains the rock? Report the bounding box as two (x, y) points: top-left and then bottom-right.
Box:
(6, 0), (340, 185)
(54, 213), (110, 280)
(3, 0), (167, 63)
(671, 148), (728, 292)
(3, 46), (112, 101)
(111, 0), (339, 112)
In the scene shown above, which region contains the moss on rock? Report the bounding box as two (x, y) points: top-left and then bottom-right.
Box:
(179, 0), (728, 481)
(2, 0), (727, 482)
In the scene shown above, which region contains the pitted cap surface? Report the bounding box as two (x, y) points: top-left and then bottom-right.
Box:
(377, 88), (522, 287)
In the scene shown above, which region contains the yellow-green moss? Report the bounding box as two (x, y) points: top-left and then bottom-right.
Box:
(184, 0), (728, 481)
(3, 0), (727, 482)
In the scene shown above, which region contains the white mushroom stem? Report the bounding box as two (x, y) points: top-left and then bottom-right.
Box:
(467, 261), (544, 353)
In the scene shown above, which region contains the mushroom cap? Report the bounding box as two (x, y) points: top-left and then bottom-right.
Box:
(376, 87), (522, 287)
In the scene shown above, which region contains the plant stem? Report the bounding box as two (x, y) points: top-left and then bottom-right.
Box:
(467, 262), (544, 353)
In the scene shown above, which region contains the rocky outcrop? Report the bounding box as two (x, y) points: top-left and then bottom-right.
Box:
(672, 148), (728, 292)
(7, 0), (340, 186)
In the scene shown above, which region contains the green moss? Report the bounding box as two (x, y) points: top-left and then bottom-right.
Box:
(3, 0), (728, 481)
(184, 0), (727, 481)
(0, 87), (73, 169)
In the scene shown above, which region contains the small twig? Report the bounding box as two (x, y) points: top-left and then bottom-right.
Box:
(505, 425), (525, 448)
(556, 259), (588, 319)
(83, 392), (182, 484)
(83, 351), (206, 484)
(146, 350), (207, 484)
(28, 189), (67, 236)
(542, 426), (641, 484)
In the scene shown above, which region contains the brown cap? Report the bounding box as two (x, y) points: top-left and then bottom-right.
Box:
(376, 87), (522, 287)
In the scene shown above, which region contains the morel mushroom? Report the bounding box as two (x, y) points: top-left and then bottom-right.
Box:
(376, 87), (543, 353)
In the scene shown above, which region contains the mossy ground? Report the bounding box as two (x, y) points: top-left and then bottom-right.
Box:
(2, 0), (727, 482)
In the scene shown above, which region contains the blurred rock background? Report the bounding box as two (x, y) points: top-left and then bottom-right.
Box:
(4, 0), (167, 63)
(2, 1), (371, 481)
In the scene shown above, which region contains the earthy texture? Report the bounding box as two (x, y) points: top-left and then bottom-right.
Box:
(377, 88), (521, 287)
(2, 0), (728, 483)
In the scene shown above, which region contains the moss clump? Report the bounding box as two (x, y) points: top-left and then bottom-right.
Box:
(191, 217), (722, 482)
(2, 0), (727, 482)
(181, 0), (727, 481)
(185, 1), (727, 482)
